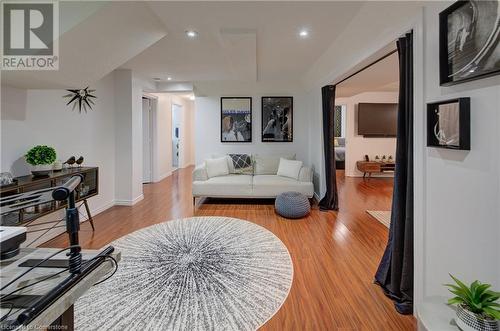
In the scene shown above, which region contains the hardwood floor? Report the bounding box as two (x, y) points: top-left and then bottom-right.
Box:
(42, 168), (415, 330)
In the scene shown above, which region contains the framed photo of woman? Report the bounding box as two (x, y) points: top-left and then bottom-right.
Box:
(261, 97), (293, 142)
(220, 97), (252, 143)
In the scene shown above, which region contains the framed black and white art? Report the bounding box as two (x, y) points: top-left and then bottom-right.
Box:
(427, 97), (470, 150)
(439, 0), (500, 86)
(220, 97), (252, 143)
(261, 97), (293, 142)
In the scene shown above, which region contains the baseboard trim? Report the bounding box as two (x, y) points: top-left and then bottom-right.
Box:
(155, 171), (172, 182)
(115, 194), (144, 206)
(79, 200), (115, 222)
(34, 199), (116, 247)
(346, 174), (395, 178)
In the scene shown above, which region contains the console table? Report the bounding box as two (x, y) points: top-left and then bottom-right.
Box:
(0, 167), (98, 244)
(356, 161), (395, 178)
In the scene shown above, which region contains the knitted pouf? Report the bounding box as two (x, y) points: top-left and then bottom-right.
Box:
(275, 191), (311, 219)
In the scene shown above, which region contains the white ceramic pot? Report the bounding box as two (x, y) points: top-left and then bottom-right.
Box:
(456, 304), (499, 331)
(53, 160), (63, 171)
(31, 164), (53, 177)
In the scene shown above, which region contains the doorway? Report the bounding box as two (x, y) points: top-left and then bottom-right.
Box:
(327, 32), (415, 314)
(142, 96), (155, 183)
(171, 103), (182, 169)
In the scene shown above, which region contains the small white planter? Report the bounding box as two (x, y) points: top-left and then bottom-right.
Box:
(456, 304), (499, 331)
(31, 164), (53, 177)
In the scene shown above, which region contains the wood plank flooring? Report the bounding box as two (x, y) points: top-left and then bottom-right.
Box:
(42, 167), (415, 330)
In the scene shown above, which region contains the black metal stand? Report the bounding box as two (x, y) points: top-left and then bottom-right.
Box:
(65, 192), (81, 273)
(0, 175), (115, 326)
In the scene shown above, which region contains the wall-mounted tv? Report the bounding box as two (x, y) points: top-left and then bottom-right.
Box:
(357, 103), (398, 137)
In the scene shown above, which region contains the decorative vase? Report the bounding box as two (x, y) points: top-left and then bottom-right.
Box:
(31, 164), (53, 177)
(456, 304), (499, 331)
(53, 160), (63, 171)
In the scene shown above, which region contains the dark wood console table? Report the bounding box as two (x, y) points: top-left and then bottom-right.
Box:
(0, 167), (98, 244)
(356, 161), (395, 178)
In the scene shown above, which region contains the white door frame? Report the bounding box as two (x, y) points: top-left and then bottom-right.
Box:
(142, 94), (158, 182)
(171, 103), (182, 169)
(325, 10), (425, 314)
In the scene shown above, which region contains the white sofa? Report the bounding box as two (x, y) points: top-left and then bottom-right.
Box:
(192, 155), (314, 199)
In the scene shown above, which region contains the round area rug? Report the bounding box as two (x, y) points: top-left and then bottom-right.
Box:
(75, 217), (293, 331)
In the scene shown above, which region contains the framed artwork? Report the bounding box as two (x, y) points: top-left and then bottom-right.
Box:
(220, 97), (252, 142)
(427, 97), (470, 150)
(439, 0), (500, 86)
(261, 97), (293, 142)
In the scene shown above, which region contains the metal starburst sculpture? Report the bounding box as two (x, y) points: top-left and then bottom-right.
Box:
(63, 87), (97, 113)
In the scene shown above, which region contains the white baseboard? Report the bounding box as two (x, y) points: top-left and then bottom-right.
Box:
(115, 194), (144, 206)
(79, 200), (115, 222)
(346, 173), (395, 178)
(28, 199), (115, 247)
(155, 171), (172, 182)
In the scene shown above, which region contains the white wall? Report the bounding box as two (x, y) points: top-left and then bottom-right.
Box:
(1, 74), (117, 245)
(422, 1), (500, 297)
(114, 69), (135, 203)
(305, 1), (422, 198)
(1, 70), (157, 243)
(336, 91), (397, 177)
(153, 94), (173, 180)
(152, 93), (195, 180)
(302, 0), (500, 316)
(194, 81), (309, 165)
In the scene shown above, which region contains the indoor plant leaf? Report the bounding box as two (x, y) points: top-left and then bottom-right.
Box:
(483, 307), (500, 320)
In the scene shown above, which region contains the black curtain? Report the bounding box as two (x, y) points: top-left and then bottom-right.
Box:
(319, 85), (339, 211)
(375, 32), (414, 315)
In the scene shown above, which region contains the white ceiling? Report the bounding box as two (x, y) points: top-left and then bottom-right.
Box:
(2, 2), (167, 89)
(335, 51), (399, 98)
(121, 1), (364, 82)
(1, 1), (365, 89)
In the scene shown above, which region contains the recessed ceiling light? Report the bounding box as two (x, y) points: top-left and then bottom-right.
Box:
(189, 95), (195, 101)
(298, 29), (309, 38)
(167, 76), (172, 81)
(186, 30), (198, 38)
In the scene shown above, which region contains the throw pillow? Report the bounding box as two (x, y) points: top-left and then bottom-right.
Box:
(205, 157), (230, 178)
(254, 154), (296, 175)
(228, 154), (253, 174)
(277, 158), (303, 180)
(211, 155), (235, 173)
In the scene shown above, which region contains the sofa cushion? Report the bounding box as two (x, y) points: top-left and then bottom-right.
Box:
(193, 175), (253, 197)
(298, 166), (313, 182)
(205, 157), (229, 178)
(277, 158), (303, 180)
(252, 175), (314, 198)
(253, 153), (296, 175)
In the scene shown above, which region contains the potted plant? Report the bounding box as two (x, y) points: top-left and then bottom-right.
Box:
(445, 274), (500, 331)
(25, 145), (57, 177)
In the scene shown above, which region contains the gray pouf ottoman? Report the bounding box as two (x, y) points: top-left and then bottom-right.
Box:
(275, 191), (311, 219)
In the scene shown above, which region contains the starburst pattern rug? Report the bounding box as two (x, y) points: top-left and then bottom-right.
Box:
(75, 217), (293, 331)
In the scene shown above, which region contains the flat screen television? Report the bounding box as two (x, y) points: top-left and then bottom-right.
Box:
(357, 103), (398, 137)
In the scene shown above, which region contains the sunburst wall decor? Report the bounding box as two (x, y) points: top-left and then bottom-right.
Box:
(63, 87), (96, 113)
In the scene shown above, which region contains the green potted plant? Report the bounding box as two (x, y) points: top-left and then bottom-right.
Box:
(25, 145), (57, 176)
(445, 274), (500, 331)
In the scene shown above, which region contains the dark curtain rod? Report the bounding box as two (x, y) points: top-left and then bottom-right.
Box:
(334, 49), (398, 87)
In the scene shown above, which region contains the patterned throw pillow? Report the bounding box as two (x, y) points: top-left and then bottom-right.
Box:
(228, 154), (253, 175)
